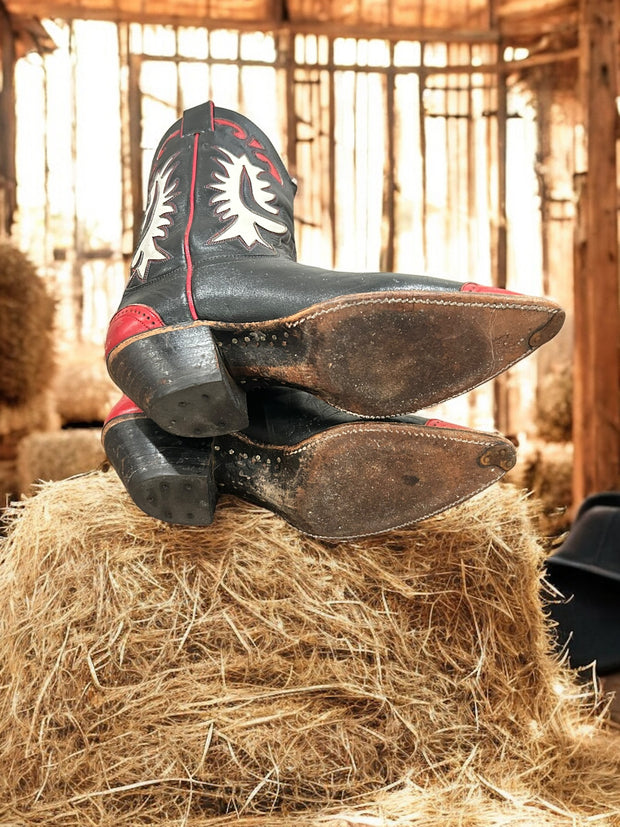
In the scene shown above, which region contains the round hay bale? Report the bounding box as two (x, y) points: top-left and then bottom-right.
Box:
(0, 389), (60, 515)
(0, 242), (56, 406)
(53, 342), (118, 425)
(0, 473), (618, 826)
(15, 427), (106, 494)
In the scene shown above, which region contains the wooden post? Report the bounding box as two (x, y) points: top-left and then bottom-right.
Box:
(128, 52), (143, 252)
(0, 2), (16, 236)
(574, 0), (620, 505)
(494, 58), (510, 435)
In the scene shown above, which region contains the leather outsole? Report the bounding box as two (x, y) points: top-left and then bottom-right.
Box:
(213, 421), (516, 540)
(213, 289), (565, 416)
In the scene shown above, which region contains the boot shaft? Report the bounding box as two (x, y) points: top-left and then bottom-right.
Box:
(130, 102), (297, 289)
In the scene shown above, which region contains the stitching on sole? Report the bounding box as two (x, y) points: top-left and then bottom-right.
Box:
(225, 425), (502, 456)
(280, 295), (558, 329)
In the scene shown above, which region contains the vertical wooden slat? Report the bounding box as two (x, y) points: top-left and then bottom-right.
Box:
(327, 37), (337, 265)
(235, 30), (243, 110)
(117, 22), (133, 258)
(128, 50), (143, 251)
(444, 67), (453, 273)
(418, 55), (428, 268)
(382, 42), (396, 272)
(42, 51), (50, 260)
(69, 21), (84, 339)
(573, 0), (620, 503)
(284, 31), (297, 180)
(495, 62), (507, 291)
(493, 52), (509, 434)
(0, 3), (16, 236)
(573, 170), (588, 506)
(535, 70), (552, 295)
(467, 42), (476, 283)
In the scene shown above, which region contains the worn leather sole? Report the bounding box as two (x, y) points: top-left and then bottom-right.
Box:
(107, 289), (563, 438)
(215, 290), (564, 413)
(214, 421), (516, 539)
(103, 409), (516, 540)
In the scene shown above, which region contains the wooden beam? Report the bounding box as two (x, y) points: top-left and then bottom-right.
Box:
(573, 0), (620, 505)
(3, 1), (501, 43)
(502, 48), (579, 70)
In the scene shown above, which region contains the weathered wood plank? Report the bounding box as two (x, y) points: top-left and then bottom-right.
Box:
(0, 3), (16, 236)
(573, 0), (620, 503)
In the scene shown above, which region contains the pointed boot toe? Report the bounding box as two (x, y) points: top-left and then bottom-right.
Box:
(106, 100), (564, 435)
(103, 397), (217, 525)
(527, 303), (566, 350)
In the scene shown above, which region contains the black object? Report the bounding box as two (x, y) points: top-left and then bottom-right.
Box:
(545, 492), (620, 675)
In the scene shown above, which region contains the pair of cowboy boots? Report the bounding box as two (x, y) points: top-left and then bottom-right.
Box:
(103, 101), (564, 540)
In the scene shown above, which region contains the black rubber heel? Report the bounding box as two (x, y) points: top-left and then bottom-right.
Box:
(103, 412), (217, 526)
(107, 322), (248, 438)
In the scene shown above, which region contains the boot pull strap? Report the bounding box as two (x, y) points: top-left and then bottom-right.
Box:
(181, 101), (215, 136)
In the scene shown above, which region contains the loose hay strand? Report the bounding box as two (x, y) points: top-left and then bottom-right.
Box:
(0, 471), (618, 825)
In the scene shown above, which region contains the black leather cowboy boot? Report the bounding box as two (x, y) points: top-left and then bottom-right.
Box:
(105, 100), (564, 438)
(103, 388), (516, 540)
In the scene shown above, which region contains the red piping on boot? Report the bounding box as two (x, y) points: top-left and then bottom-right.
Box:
(184, 132), (200, 320)
(215, 117), (246, 139)
(157, 129), (181, 160)
(425, 418), (468, 430)
(254, 150), (282, 184)
(215, 118), (283, 184)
